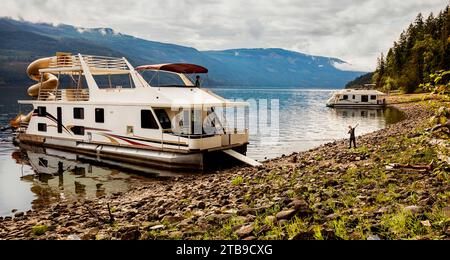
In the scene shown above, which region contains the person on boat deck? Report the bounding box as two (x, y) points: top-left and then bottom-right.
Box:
(195, 75), (201, 87)
(348, 124), (359, 149)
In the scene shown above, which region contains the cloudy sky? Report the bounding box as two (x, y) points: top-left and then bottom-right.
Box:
(1, 0), (448, 70)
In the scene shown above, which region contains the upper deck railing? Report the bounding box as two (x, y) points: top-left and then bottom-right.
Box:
(38, 89), (90, 102)
(47, 55), (128, 72)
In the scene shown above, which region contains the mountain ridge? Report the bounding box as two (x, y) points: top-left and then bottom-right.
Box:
(0, 17), (365, 88)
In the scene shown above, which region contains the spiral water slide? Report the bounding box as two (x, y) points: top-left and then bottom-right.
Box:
(10, 58), (59, 129)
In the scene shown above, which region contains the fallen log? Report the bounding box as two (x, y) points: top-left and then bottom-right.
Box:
(386, 162), (433, 171)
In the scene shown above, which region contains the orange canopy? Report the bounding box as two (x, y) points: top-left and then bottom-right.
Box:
(135, 63), (208, 74)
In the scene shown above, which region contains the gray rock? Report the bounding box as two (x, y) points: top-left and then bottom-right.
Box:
(121, 230), (141, 240)
(222, 209), (238, 215)
(207, 214), (232, 224)
(67, 235), (81, 240)
(326, 213), (338, 220)
(245, 214), (256, 222)
(291, 231), (315, 240)
(278, 219), (288, 226)
(367, 234), (381, 241)
(169, 231), (183, 239)
(265, 216), (277, 224)
(289, 199), (309, 210)
(403, 206), (423, 214)
(235, 224), (254, 238)
(64, 221), (77, 228)
(14, 212), (24, 218)
(238, 206), (269, 216)
(197, 202), (206, 209)
(95, 231), (111, 240)
(150, 224), (166, 230)
(82, 228), (100, 240)
(162, 215), (184, 223)
(275, 210), (297, 220)
(442, 207), (450, 218)
(375, 207), (389, 215)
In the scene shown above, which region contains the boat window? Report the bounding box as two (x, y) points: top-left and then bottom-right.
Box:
(361, 95), (369, 102)
(176, 110), (191, 134)
(204, 109), (224, 135)
(141, 110), (159, 129)
(343, 95), (349, 100)
(352, 95), (356, 99)
(37, 107), (47, 117)
(371, 95), (377, 100)
(57, 107), (62, 134)
(154, 109), (172, 130)
(38, 123), (47, 132)
(95, 108), (105, 123)
(74, 108), (84, 119)
(93, 74), (135, 89)
(72, 126), (85, 136)
(38, 158), (48, 168)
(191, 110), (203, 135)
(140, 70), (191, 87)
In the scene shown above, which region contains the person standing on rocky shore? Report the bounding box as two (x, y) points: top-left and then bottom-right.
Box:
(348, 124), (359, 149)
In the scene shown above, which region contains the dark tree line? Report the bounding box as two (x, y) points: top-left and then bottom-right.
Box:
(345, 72), (374, 88)
(373, 5), (450, 93)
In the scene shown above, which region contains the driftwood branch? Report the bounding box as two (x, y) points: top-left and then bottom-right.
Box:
(84, 204), (114, 224)
(428, 123), (450, 133)
(386, 162), (433, 172)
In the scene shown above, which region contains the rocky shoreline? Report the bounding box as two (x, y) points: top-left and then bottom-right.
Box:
(1, 98), (449, 240)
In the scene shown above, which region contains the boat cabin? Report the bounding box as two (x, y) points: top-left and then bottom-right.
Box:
(326, 89), (387, 108)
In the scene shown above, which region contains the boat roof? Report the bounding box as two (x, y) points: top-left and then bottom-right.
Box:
(135, 63), (208, 74)
(335, 89), (386, 95)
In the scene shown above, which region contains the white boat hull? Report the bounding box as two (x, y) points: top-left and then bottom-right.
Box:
(17, 133), (247, 171)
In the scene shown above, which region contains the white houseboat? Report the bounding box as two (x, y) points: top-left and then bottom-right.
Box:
(326, 89), (387, 108)
(11, 53), (257, 171)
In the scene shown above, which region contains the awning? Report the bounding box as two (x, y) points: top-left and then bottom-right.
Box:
(135, 63), (208, 74)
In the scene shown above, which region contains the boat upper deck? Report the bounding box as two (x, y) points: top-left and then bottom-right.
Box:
(40, 54), (130, 75)
(333, 89), (387, 96)
(19, 53), (248, 108)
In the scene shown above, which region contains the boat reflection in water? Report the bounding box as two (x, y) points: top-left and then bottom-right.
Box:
(332, 108), (384, 118)
(331, 107), (405, 123)
(11, 144), (179, 209)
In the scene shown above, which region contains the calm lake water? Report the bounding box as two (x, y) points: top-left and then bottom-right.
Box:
(0, 87), (404, 216)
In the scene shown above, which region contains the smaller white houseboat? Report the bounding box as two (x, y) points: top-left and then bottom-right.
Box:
(326, 89), (387, 108)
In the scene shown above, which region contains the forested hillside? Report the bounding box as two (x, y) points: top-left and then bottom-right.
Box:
(373, 5), (450, 93)
(345, 72), (374, 88)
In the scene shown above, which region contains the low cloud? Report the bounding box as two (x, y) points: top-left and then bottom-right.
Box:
(1, 0), (447, 71)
